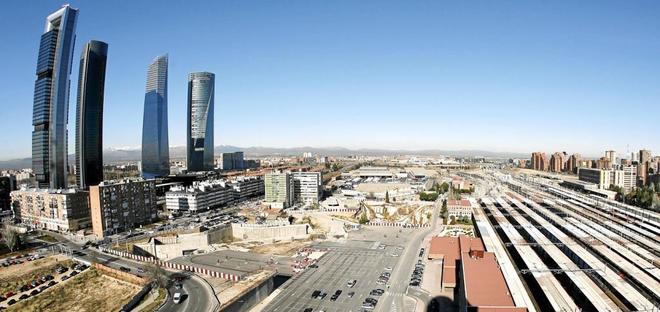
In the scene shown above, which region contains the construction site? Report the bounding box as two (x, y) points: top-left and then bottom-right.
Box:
(469, 171), (659, 312)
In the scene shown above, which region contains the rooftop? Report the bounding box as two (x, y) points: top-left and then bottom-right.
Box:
(462, 251), (526, 311)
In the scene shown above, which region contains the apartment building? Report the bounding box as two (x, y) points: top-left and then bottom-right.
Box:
(89, 179), (157, 238)
(228, 176), (264, 202)
(11, 188), (90, 232)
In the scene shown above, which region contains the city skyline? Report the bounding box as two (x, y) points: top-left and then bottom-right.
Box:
(2, 1), (660, 161)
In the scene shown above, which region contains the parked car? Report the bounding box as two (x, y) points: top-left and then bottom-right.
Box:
(347, 291), (355, 298)
(18, 294), (28, 300)
(7, 299), (16, 305)
(119, 266), (131, 272)
(347, 279), (357, 288)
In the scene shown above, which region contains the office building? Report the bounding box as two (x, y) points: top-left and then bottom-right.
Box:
(578, 168), (609, 189)
(549, 152), (565, 173)
(89, 179), (157, 238)
(0, 176), (17, 211)
(166, 180), (234, 212)
(186, 72), (215, 171)
(32, 5), (78, 189)
(530, 152), (548, 171)
(292, 171), (322, 206)
(220, 152), (245, 170)
(141, 55), (170, 178)
(264, 172), (294, 209)
(11, 188), (90, 232)
(75, 40), (108, 189)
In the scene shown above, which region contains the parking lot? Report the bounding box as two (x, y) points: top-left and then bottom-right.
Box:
(263, 242), (403, 312)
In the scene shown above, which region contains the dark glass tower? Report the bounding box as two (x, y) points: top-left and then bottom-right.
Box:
(186, 72), (215, 171)
(141, 55), (170, 178)
(32, 5), (78, 189)
(75, 40), (108, 189)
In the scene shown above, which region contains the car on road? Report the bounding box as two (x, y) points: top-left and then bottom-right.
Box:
(173, 292), (182, 304)
(119, 266), (131, 272)
(175, 283), (183, 290)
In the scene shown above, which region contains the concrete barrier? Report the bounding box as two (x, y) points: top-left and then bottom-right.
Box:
(99, 247), (242, 282)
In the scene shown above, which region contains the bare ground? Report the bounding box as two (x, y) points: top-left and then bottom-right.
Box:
(7, 269), (140, 312)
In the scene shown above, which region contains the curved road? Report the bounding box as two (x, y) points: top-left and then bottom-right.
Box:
(159, 273), (218, 312)
(41, 232), (218, 312)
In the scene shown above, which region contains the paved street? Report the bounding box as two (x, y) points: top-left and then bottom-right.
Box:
(374, 197), (440, 312)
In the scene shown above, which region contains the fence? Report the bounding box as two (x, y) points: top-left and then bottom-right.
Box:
(99, 247), (242, 282)
(366, 222), (431, 228)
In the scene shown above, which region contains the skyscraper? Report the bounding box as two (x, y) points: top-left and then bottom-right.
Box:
(141, 55), (170, 178)
(32, 5), (78, 189)
(75, 40), (108, 189)
(186, 72), (215, 171)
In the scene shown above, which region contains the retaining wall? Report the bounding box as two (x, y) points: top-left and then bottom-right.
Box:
(99, 247), (242, 282)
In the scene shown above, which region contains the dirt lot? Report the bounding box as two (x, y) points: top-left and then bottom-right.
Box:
(0, 255), (73, 294)
(7, 269), (140, 312)
(249, 240), (312, 256)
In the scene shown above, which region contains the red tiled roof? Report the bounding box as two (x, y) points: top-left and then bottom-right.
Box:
(462, 252), (522, 310)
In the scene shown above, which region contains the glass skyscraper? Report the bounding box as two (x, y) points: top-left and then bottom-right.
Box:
(75, 40), (108, 189)
(186, 72), (215, 171)
(141, 55), (170, 178)
(32, 5), (78, 189)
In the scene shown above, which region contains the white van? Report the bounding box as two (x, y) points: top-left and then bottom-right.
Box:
(173, 292), (182, 304)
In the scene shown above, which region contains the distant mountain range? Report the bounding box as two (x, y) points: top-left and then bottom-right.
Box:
(0, 145), (528, 170)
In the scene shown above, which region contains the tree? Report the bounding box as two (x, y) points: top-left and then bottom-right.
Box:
(145, 263), (169, 289)
(2, 228), (21, 253)
(385, 191), (390, 203)
(359, 211), (369, 224)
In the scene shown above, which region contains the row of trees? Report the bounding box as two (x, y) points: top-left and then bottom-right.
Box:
(609, 184), (660, 209)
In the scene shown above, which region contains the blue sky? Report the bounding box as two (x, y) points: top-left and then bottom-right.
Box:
(1, 1), (659, 160)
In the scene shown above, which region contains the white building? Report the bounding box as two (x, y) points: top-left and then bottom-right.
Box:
(228, 176), (264, 202)
(165, 180), (234, 212)
(292, 171), (322, 206)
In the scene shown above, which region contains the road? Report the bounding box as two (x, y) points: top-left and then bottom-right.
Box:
(159, 273), (217, 312)
(38, 231), (218, 312)
(374, 196), (440, 312)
